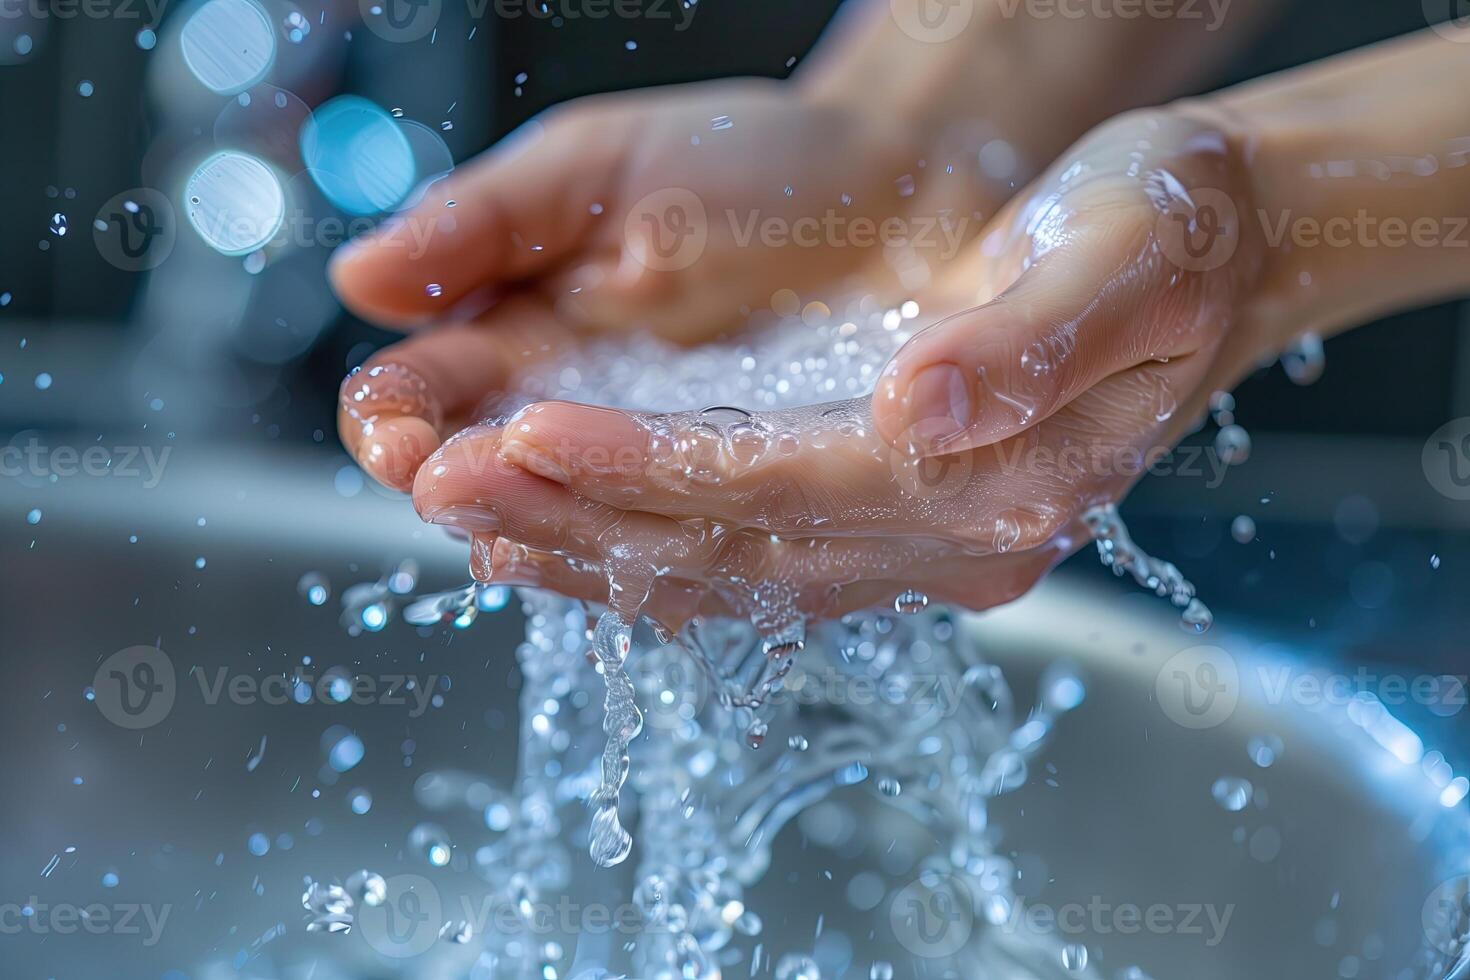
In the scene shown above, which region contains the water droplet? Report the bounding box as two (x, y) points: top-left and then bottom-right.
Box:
(1281, 331), (1325, 385)
(1060, 942), (1089, 973)
(282, 8), (310, 42)
(346, 869), (387, 906)
(1215, 424), (1251, 466)
(893, 589), (929, 614)
(409, 822), (454, 867)
(297, 571), (330, 606)
(1247, 734), (1282, 769)
(1212, 775), (1253, 812)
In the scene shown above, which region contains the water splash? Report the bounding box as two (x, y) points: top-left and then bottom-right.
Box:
(1083, 503), (1212, 633)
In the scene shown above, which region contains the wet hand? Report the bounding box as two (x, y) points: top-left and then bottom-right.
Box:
(448, 107), (1281, 620)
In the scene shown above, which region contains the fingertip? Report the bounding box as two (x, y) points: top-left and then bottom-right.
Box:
(356, 415), (441, 492)
(500, 401), (649, 483)
(872, 354), (975, 456)
(328, 241), (434, 328)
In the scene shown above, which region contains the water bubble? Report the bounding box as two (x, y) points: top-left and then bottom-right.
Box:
(787, 734), (808, 751)
(877, 777), (901, 797)
(425, 283), (443, 297)
(135, 28), (157, 49)
(184, 150), (285, 256)
(1212, 776), (1253, 812)
(35, 372), (52, 390)
(247, 832), (271, 856)
(180, 0), (276, 94)
(869, 964), (894, 980)
(77, 80), (94, 97)
(1230, 515), (1256, 543)
(25, 508), (41, 525)
(49, 213), (68, 236)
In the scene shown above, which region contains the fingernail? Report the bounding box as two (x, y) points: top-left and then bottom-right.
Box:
(499, 438), (571, 484)
(423, 505), (501, 532)
(904, 363), (972, 445)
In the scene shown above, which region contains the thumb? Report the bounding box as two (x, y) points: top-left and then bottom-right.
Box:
(874, 217), (1207, 455)
(329, 106), (626, 327)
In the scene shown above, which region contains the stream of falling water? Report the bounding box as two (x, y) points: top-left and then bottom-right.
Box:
(311, 292), (1265, 978)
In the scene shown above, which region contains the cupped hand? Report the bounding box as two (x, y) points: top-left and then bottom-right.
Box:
(330, 77), (998, 341)
(335, 76), (1009, 490)
(420, 106), (1284, 623)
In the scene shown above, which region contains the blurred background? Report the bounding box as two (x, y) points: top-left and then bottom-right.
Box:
(3, 0), (1470, 976)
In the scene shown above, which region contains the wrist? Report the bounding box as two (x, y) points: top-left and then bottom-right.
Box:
(1205, 30), (1470, 351)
